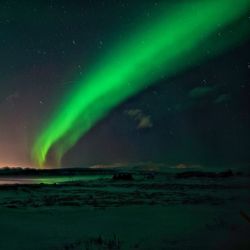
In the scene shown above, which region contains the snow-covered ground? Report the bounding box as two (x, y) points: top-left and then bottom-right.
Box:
(0, 173), (249, 249)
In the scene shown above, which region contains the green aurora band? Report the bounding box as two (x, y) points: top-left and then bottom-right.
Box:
(33, 0), (250, 167)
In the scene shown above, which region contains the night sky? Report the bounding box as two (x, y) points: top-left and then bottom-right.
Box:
(0, 0), (249, 168)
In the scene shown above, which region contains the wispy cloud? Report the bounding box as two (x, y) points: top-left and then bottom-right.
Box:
(188, 86), (215, 99)
(2, 91), (20, 106)
(125, 109), (153, 129)
(214, 93), (231, 104)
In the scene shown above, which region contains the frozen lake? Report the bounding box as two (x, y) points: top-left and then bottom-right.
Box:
(0, 175), (111, 185)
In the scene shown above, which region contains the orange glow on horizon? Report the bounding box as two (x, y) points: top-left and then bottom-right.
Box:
(0, 161), (35, 168)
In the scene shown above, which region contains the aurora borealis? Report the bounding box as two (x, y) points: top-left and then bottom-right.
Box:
(0, 0), (249, 167)
(1, 3), (250, 250)
(30, 0), (250, 167)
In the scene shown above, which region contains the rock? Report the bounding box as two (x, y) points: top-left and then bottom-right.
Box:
(112, 173), (134, 181)
(175, 170), (234, 179)
(217, 169), (233, 178)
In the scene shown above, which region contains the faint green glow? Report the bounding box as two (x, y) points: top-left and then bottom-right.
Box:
(32, 0), (250, 167)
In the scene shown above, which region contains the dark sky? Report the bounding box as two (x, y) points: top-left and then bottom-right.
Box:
(0, 0), (249, 168)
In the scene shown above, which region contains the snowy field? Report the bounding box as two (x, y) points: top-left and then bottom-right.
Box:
(0, 172), (249, 250)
